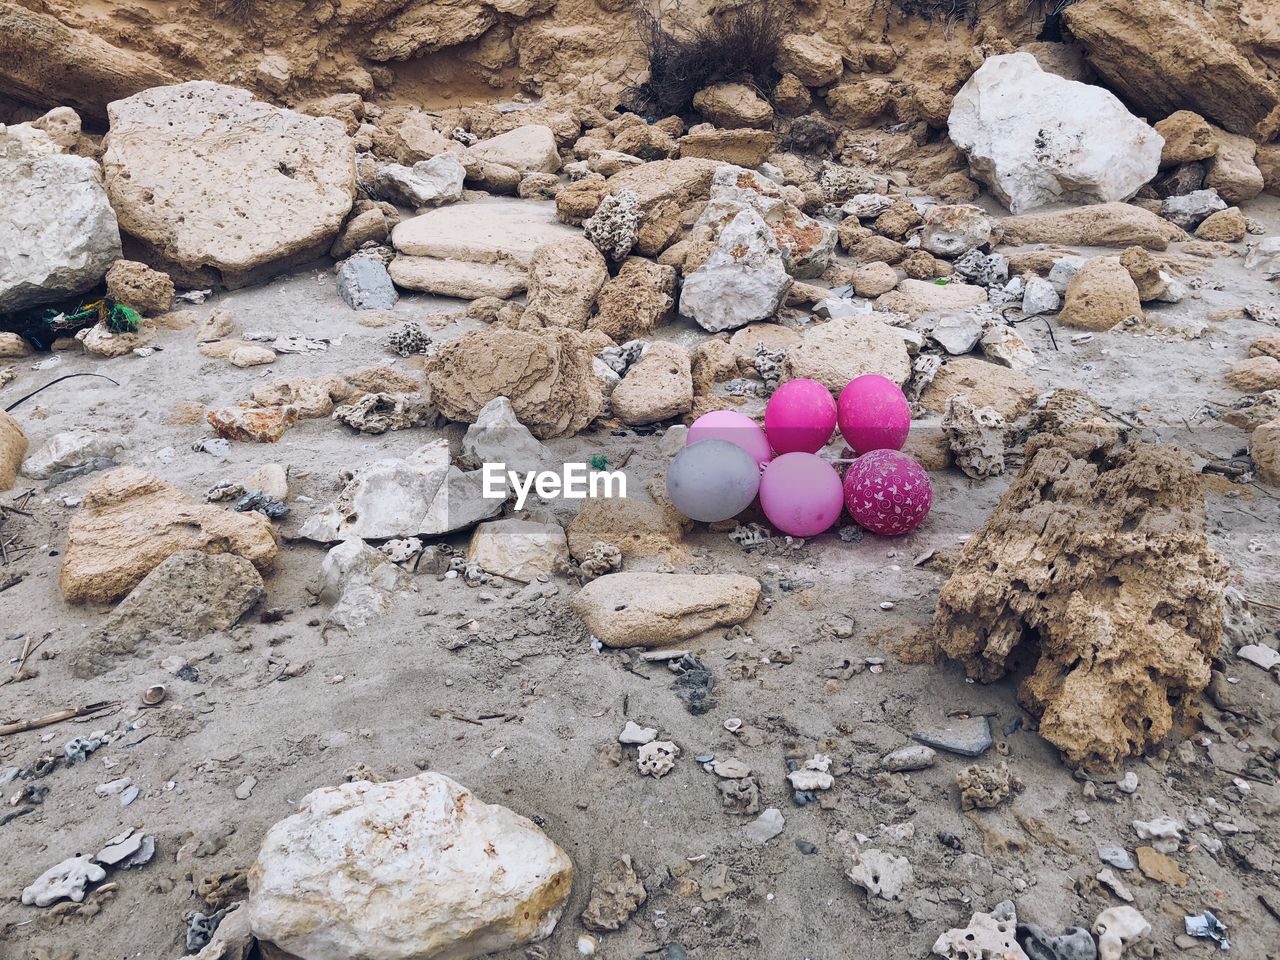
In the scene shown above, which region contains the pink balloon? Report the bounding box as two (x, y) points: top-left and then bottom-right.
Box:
(759, 452), (844, 537)
(838, 374), (911, 455)
(687, 410), (772, 469)
(764, 379), (837, 455)
(843, 450), (932, 536)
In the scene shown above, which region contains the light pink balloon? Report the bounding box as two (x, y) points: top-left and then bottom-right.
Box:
(759, 452), (844, 537)
(764, 379), (837, 455)
(687, 409), (772, 469)
(843, 449), (932, 536)
(837, 374), (911, 455)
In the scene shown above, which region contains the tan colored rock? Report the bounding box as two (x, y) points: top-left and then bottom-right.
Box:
(776, 34), (844, 88)
(207, 404), (299, 444)
(390, 257), (526, 299)
(633, 199), (683, 257)
(331, 207), (392, 259)
(783, 317), (911, 392)
(692, 83), (773, 130)
(611, 343), (693, 426)
(1062, 0), (1280, 141)
(465, 124), (560, 175)
(467, 519), (568, 582)
(1251, 336), (1280, 361)
(196, 308), (236, 343)
(848, 234), (906, 264)
(589, 258), (675, 342)
(103, 82), (355, 288)
(851, 262), (898, 297)
(105, 259), (173, 315)
(603, 158), (723, 214)
(934, 425), (1227, 767)
(690, 338), (739, 394)
(567, 496), (689, 565)
(573, 572), (759, 648)
(678, 129), (774, 168)
(251, 376), (351, 419)
(1058, 258), (1143, 331)
(0, 411), (27, 491)
(424, 327), (602, 439)
(999, 202), (1185, 250)
(345, 366), (422, 395)
(610, 123), (678, 161)
(872, 199), (922, 240)
(1259, 144), (1280, 196)
(521, 238), (608, 330)
(1252, 418), (1280, 486)
(773, 75), (812, 116)
(0, 332), (32, 358)
(555, 173), (608, 225)
(199, 340), (277, 368)
(921, 358), (1039, 419)
(60, 466), (277, 604)
(1194, 207), (1246, 242)
(1203, 130), (1264, 205)
(1154, 111), (1218, 167)
(729, 323), (799, 366)
(875, 278), (987, 319)
(1118, 247), (1168, 302)
(827, 79), (892, 127)
(1228, 356), (1280, 393)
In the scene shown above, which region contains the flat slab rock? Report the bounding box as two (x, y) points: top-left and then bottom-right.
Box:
(572, 572), (760, 648)
(391, 199), (579, 268)
(389, 256), (527, 298)
(911, 716), (993, 757)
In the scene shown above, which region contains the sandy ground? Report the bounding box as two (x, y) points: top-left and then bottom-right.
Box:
(1, 197), (1279, 960)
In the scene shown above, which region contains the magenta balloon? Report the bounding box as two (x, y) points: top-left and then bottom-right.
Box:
(758, 452), (844, 537)
(837, 374), (911, 454)
(843, 449), (932, 536)
(764, 379), (837, 455)
(687, 410), (772, 468)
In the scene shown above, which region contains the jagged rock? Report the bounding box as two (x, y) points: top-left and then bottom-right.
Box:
(948, 53), (1163, 213)
(1154, 111), (1219, 167)
(337, 255), (398, 311)
(21, 855), (107, 907)
(981, 324), (1037, 371)
(1000, 203), (1184, 250)
(371, 154), (465, 208)
(300, 441), (502, 541)
(573, 572), (759, 648)
(920, 204), (995, 257)
(1058, 257), (1142, 331)
(207, 404), (298, 443)
(467, 519), (567, 582)
(589, 258), (676, 341)
(932, 903), (1026, 960)
(247, 773), (572, 960)
(1063, 0), (1280, 140)
(775, 34), (844, 87)
(580, 856), (647, 932)
(105, 259), (174, 315)
(521, 237), (608, 330)
(934, 426), (1228, 767)
(844, 847), (911, 902)
(1160, 189), (1226, 230)
(320, 538), (413, 631)
(21, 430), (123, 480)
(1021, 276), (1060, 316)
(784, 317), (911, 391)
(103, 82), (355, 287)
(929, 311), (986, 355)
(72, 551), (264, 676)
(465, 124), (560, 174)
(1246, 237), (1280, 278)
(460, 396), (550, 475)
(584, 189), (641, 261)
(693, 83), (773, 129)
(943, 396), (1006, 479)
(1018, 923), (1098, 960)
(424, 327), (602, 438)
(1204, 129), (1265, 205)
(1, 122), (122, 311)
(611, 343), (693, 426)
(251, 376), (350, 420)
(332, 393), (434, 434)
(680, 208), (792, 332)
(601, 158), (723, 216)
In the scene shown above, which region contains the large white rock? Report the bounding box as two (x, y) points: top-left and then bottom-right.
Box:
(948, 53), (1163, 214)
(680, 208), (792, 331)
(465, 125), (560, 174)
(392, 199), (579, 268)
(0, 123), (121, 311)
(102, 82), (355, 287)
(247, 772), (573, 960)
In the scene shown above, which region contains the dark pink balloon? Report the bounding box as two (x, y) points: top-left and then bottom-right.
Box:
(843, 450), (932, 536)
(837, 374), (910, 455)
(764, 379), (837, 455)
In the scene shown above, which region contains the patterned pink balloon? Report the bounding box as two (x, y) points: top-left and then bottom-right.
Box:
(843, 450), (932, 536)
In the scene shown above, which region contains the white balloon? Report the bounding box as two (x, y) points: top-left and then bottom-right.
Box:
(667, 439), (760, 523)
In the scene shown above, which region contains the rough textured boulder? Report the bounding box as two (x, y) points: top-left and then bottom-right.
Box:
(921, 358), (1039, 419)
(71, 552), (265, 677)
(105, 259), (174, 315)
(1, 123), (122, 312)
(999, 203), (1184, 250)
(103, 82), (355, 287)
(0, 3), (174, 121)
(680, 208), (792, 332)
(248, 773), (572, 960)
(1063, 0), (1280, 141)
(589, 258), (676, 342)
(467, 519), (568, 582)
(783, 317), (911, 391)
(948, 53), (1163, 214)
(425, 328), (603, 438)
(1204, 130), (1265, 205)
(611, 342), (693, 426)
(876, 279), (987, 319)
(775, 34), (844, 87)
(934, 425), (1227, 768)
(602, 158), (723, 215)
(60, 467), (278, 604)
(1154, 111), (1218, 167)
(567, 497), (689, 565)
(521, 238), (608, 330)
(692, 83), (773, 129)
(573, 572), (760, 648)
(1058, 257), (1143, 331)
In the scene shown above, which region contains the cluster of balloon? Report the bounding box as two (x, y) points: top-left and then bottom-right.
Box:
(668, 374), (932, 536)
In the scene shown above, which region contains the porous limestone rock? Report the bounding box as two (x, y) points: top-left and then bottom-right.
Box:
(252, 376), (351, 420)
(207, 404), (299, 444)
(60, 467), (278, 604)
(851, 262), (898, 298)
(424, 327), (603, 438)
(22, 855), (107, 907)
(247, 773), (572, 960)
(1159, 188), (1226, 230)
(72, 551), (265, 677)
(1058, 257), (1142, 331)
(103, 82), (355, 287)
(1195, 207), (1247, 243)
(601, 158), (723, 216)
(1204, 130), (1265, 205)
(0, 412), (27, 491)
(775, 34), (844, 88)
(1154, 111), (1218, 167)
(844, 847), (911, 902)
(567, 496), (689, 565)
(693, 83), (773, 129)
(783, 317), (911, 392)
(948, 53), (1163, 213)
(999, 203), (1184, 250)
(573, 572), (760, 648)
(876, 279), (988, 319)
(1252, 419), (1280, 487)
(20, 430), (123, 480)
(105, 259), (174, 315)
(589, 258), (676, 342)
(390, 257), (527, 299)
(580, 856), (647, 932)
(678, 128), (774, 168)
(1, 122), (122, 311)
(934, 425), (1228, 767)
(465, 124), (560, 174)
(932, 903), (1026, 960)
(920, 204), (995, 257)
(610, 342), (693, 426)
(1092, 906), (1151, 960)
(521, 238), (608, 330)
(942, 396), (1006, 479)
(1228, 356), (1280, 393)
(467, 519), (568, 582)
(680, 208), (792, 332)
(584, 189), (641, 261)
(921, 358), (1038, 418)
